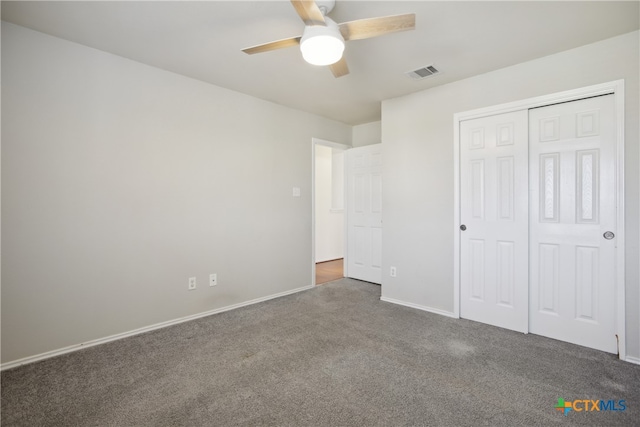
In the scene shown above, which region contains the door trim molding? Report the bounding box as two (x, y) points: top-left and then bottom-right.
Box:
(311, 138), (350, 286)
(453, 80), (626, 360)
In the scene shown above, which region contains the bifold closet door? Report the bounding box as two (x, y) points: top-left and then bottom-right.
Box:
(460, 110), (529, 333)
(529, 95), (617, 353)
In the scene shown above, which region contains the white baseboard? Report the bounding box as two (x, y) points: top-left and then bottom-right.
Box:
(625, 355), (640, 365)
(1, 284), (314, 371)
(381, 298), (640, 364)
(380, 296), (458, 319)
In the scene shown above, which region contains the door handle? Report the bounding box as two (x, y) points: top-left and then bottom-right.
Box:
(603, 231), (615, 240)
(460, 225), (467, 231)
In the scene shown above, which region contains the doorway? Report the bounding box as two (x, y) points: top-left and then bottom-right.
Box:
(311, 139), (384, 286)
(312, 139), (348, 285)
(454, 81), (626, 358)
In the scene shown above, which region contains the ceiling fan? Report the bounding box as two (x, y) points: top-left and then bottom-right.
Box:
(242, 0), (415, 78)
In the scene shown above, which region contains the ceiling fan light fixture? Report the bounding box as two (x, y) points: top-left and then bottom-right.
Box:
(242, 0), (416, 78)
(300, 18), (345, 66)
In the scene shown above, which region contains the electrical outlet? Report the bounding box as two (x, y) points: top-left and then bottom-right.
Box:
(188, 277), (196, 290)
(209, 273), (217, 287)
(390, 266), (397, 277)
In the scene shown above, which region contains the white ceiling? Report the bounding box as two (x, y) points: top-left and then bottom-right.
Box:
(2, 1), (639, 125)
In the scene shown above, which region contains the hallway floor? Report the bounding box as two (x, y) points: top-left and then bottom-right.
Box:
(315, 259), (343, 285)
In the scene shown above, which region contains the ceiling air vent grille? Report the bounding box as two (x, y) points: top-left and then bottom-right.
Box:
(406, 65), (440, 80)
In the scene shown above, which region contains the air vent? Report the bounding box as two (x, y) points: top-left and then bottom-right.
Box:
(406, 65), (440, 80)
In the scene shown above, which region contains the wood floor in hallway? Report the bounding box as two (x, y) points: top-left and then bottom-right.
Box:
(315, 258), (343, 285)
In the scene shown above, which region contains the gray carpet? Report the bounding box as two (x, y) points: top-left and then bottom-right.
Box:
(2, 278), (639, 426)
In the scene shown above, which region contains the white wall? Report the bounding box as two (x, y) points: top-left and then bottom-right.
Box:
(1, 23), (351, 364)
(331, 149), (345, 212)
(314, 145), (344, 262)
(381, 31), (640, 359)
(352, 121), (381, 147)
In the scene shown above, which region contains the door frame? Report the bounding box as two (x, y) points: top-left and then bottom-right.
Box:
(311, 138), (350, 286)
(453, 80), (626, 359)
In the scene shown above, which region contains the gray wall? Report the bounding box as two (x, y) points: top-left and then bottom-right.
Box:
(381, 31), (640, 359)
(1, 23), (351, 364)
(352, 121), (381, 147)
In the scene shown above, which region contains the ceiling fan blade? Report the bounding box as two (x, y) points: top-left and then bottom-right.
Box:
(242, 36), (301, 55)
(329, 56), (349, 78)
(339, 13), (415, 41)
(290, 0), (326, 26)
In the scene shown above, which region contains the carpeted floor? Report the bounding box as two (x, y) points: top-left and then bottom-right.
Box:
(2, 278), (639, 426)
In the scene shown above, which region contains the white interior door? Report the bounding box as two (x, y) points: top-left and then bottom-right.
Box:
(346, 144), (382, 284)
(529, 95), (617, 353)
(460, 110), (529, 332)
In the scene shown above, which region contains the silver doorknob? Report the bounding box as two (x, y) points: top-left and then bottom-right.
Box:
(603, 231), (615, 240)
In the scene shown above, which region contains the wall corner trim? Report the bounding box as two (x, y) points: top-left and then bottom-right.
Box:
(380, 296), (458, 319)
(1, 284), (314, 372)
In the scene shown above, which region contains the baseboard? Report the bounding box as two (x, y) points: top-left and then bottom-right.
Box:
(382, 299), (639, 362)
(380, 296), (458, 319)
(625, 356), (640, 365)
(1, 284), (314, 371)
